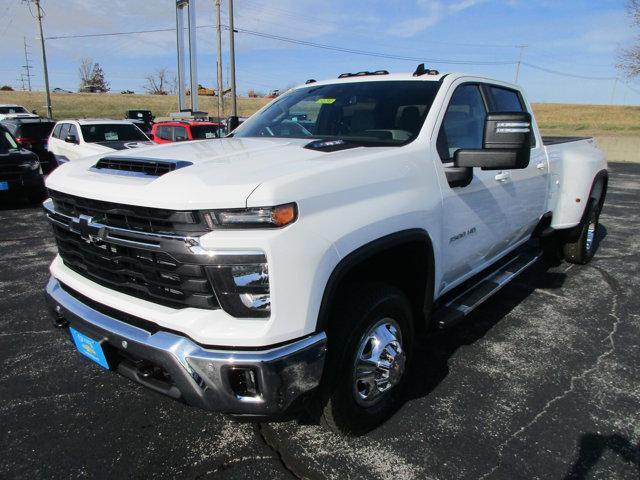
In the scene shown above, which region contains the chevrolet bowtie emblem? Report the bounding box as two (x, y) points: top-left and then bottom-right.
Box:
(70, 215), (104, 243)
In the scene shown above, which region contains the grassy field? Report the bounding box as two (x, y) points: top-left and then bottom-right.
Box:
(0, 91), (270, 121)
(2, 90), (638, 161)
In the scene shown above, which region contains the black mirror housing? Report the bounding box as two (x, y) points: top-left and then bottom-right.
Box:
(65, 135), (78, 144)
(454, 112), (532, 171)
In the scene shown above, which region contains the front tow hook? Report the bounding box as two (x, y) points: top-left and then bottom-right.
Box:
(52, 305), (69, 328)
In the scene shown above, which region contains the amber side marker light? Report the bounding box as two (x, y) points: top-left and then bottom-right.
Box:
(272, 204), (297, 227)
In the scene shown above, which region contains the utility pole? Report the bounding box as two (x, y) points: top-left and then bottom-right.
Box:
(32, 0), (52, 118)
(228, 0), (237, 119)
(215, 0), (224, 120)
(514, 45), (527, 84)
(23, 36), (33, 91)
(610, 75), (619, 105)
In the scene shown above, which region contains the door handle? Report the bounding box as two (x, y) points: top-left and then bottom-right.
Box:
(494, 171), (511, 182)
(536, 162), (546, 170)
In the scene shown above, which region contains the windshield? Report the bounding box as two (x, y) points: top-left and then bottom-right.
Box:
(191, 125), (224, 139)
(0, 130), (19, 152)
(234, 80), (441, 146)
(80, 123), (148, 143)
(0, 106), (28, 115)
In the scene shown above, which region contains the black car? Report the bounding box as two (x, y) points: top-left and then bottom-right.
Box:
(125, 110), (154, 136)
(0, 117), (57, 174)
(0, 125), (45, 201)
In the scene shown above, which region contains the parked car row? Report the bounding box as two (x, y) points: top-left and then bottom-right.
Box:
(0, 103), (238, 202)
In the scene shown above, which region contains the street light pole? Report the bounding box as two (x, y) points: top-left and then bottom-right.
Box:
(215, 0), (224, 120)
(228, 0), (237, 119)
(33, 0), (52, 118)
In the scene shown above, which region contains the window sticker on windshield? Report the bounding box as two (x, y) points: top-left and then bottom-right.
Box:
(105, 131), (119, 141)
(205, 132), (216, 139)
(316, 98), (336, 104)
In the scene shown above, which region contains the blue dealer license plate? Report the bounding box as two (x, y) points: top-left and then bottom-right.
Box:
(0, 181), (8, 191)
(69, 328), (110, 369)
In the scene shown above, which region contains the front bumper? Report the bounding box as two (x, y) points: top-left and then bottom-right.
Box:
(45, 276), (326, 416)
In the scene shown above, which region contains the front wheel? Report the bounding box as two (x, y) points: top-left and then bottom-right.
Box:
(321, 283), (414, 436)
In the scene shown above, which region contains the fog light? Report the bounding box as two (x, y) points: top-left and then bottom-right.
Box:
(206, 254), (271, 318)
(228, 367), (260, 399)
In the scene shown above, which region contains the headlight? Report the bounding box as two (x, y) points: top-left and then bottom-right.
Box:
(205, 252), (271, 318)
(202, 203), (297, 229)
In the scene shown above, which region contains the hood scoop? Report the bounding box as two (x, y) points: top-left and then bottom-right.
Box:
(92, 157), (193, 177)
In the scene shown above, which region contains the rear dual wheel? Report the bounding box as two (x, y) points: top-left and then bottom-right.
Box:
(562, 198), (601, 265)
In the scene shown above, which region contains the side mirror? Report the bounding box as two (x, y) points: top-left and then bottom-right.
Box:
(65, 134), (78, 144)
(32, 110), (38, 115)
(147, 133), (154, 140)
(454, 112), (532, 171)
(175, 136), (187, 142)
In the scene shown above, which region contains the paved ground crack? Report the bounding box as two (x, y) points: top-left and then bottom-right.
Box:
(255, 423), (306, 479)
(478, 266), (622, 479)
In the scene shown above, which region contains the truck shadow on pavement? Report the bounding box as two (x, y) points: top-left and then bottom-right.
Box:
(403, 223), (608, 405)
(403, 259), (569, 404)
(564, 432), (640, 479)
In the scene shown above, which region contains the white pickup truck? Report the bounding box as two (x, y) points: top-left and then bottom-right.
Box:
(43, 67), (607, 435)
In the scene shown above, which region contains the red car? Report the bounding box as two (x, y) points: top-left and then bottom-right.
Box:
(150, 120), (226, 144)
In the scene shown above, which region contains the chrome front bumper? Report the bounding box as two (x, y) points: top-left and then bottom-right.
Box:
(45, 276), (326, 416)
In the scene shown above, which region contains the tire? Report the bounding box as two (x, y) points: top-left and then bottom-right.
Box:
(563, 198), (601, 265)
(320, 283), (414, 436)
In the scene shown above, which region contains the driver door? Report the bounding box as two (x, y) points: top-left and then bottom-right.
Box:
(436, 83), (516, 293)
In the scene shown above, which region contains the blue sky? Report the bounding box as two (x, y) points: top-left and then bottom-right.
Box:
(1, 0), (639, 105)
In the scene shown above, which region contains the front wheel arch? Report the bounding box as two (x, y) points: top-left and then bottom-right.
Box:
(315, 229), (436, 334)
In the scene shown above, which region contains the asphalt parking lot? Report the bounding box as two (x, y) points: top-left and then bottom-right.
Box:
(1, 162), (639, 479)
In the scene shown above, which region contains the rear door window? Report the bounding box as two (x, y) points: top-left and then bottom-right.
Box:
(488, 86), (523, 112)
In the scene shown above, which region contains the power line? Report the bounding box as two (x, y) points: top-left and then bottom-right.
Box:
(44, 25), (516, 66)
(521, 62), (617, 81)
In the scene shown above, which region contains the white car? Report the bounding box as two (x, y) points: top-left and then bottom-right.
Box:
(0, 104), (39, 121)
(47, 119), (153, 163)
(43, 68), (607, 435)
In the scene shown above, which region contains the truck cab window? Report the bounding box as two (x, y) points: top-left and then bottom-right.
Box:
(488, 86), (523, 112)
(437, 84), (487, 161)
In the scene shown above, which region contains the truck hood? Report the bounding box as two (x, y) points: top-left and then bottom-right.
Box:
(45, 137), (385, 209)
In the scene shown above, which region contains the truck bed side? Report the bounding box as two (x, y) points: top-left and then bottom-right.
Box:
(544, 137), (607, 230)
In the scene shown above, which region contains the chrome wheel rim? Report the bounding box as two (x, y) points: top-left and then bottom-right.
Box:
(352, 318), (405, 407)
(586, 219), (596, 252)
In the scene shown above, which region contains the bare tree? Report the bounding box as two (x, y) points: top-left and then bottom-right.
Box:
(78, 58), (93, 91)
(143, 68), (171, 95)
(618, 0), (640, 78)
